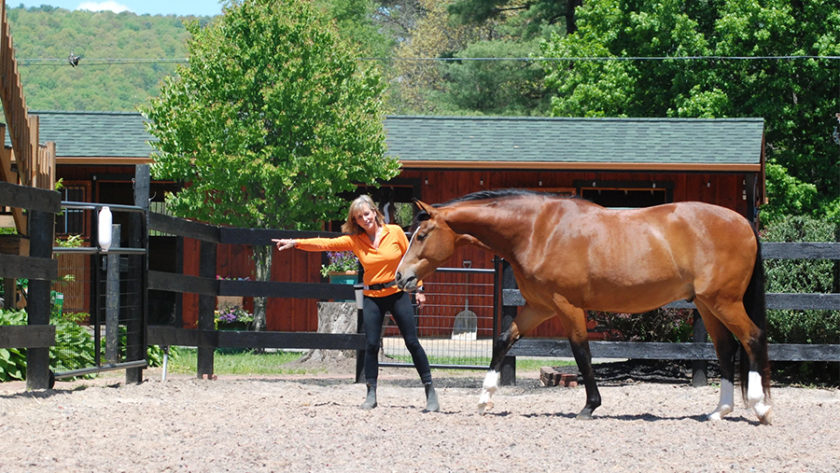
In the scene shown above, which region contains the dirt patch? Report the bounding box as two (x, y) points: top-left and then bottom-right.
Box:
(1, 365), (838, 472)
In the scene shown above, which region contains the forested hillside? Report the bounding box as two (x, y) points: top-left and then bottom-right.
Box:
(7, 5), (212, 111)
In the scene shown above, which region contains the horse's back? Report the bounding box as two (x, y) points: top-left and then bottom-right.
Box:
(530, 199), (757, 312)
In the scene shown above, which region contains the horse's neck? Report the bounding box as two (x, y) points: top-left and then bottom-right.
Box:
(446, 202), (534, 260)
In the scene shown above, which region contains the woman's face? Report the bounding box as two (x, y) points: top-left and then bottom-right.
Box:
(354, 205), (378, 233)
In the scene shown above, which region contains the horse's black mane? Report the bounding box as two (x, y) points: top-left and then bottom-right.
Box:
(411, 189), (577, 229)
(435, 189), (574, 208)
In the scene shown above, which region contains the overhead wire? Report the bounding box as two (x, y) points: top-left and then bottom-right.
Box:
(15, 54), (840, 67)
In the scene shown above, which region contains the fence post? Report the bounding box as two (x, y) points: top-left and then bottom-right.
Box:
(354, 283), (364, 383)
(126, 165), (150, 384)
(105, 224), (121, 364)
(26, 209), (52, 390)
(196, 239), (217, 378)
(691, 310), (708, 387)
(499, 260), (517, 386)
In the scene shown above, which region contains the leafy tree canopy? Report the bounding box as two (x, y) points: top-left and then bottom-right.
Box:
(541, 0), (840, 224)
(448, 0), (577, 37)
(142, 0), (400, 230)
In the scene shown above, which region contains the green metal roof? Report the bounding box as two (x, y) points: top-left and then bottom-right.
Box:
(10, 112), (763, 168)
(385, 115), (764, 167)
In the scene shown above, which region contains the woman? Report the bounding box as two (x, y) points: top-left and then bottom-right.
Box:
(272, 195), (439, 412)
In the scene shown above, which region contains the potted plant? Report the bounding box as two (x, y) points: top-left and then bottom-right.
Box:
(320, 251), (359, 284)
(214, 305), (254, 331)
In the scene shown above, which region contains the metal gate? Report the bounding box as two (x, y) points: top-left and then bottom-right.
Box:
(379, 262), (499, 370)
(51, 200), (148, 381)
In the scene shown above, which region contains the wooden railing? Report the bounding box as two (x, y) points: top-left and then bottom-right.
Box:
(0, 2), (56, 236)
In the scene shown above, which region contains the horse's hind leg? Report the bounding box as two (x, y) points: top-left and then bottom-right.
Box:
(569, 336), (601, 419)
(695, 302), (737, 420)
(556, 304), (601, 419)
(697, 298), (772, 424)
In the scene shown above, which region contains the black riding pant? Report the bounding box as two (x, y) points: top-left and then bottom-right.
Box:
(363, 291), (432, 385)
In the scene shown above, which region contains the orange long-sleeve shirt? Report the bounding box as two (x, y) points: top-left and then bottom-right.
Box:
(295, 224), (414, 297)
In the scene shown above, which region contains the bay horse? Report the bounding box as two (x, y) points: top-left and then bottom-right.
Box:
(396, 190), (771, 424)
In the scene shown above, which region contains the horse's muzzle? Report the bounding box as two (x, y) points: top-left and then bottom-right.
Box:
(395, 271), (418, 292)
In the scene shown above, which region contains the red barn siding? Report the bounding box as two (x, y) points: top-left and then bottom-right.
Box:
(55, 163), (759, 339)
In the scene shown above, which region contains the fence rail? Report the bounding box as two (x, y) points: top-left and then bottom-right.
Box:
(143, 173), (366, 379)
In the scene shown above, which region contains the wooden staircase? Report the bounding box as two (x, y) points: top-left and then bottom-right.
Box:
(0, 1), (57, 236)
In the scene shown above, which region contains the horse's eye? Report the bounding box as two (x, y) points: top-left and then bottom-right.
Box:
(416, 233), (426, 241)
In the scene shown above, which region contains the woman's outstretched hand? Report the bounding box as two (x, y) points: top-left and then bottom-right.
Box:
(272, 238), (296, 252)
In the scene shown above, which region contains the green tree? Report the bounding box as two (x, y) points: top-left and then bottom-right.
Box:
(142, 0), (400, 330)
(315, 0), (395, 59)
(388, 0), (482, 113)
(438, 39), (551, 115)
(448, 0), (580, 37)
(389, 0), (563, 115)
(541, 0), (840, 223)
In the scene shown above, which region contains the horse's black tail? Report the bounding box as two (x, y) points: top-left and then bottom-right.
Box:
(740, 231), (770, 402)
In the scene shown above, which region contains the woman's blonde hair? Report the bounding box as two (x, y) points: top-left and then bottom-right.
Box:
(342, 195), (385, 234)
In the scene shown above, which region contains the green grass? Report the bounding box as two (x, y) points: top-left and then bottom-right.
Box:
(388, 354), (575, 372)
(166, 348), (310, 375)
(165, 348), (576, 376)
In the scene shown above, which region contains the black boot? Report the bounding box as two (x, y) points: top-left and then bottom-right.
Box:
(423, 382), (439, 412)
(360, 383), (377, 410)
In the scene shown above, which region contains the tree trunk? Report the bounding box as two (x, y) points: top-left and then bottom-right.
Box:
(297, 301), (357, 363)
(252, 245), (271, 333)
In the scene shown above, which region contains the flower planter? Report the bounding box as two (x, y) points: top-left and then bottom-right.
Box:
(217, 321), (252, 331)
(327, 271), (357, 302)
(327, 271), (358, 285)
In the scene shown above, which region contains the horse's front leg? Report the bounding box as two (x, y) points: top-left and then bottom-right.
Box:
(479, 304), (553, 414)
(477, 324), (519, 414)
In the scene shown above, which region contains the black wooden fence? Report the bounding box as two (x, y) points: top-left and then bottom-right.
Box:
(144, 196), (366, 380)
(0, 180), (59, 389)
(501, 242), (840, 385)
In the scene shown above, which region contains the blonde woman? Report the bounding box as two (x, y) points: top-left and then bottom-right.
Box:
(273, 195), (438, 412)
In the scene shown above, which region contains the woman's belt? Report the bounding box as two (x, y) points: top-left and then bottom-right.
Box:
(364, 281), (396, 291)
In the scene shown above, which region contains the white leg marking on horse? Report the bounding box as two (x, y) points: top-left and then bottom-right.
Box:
(747, 371), (763, 403)
(707, 378), (734, 421)
(477, 370), (499, 415)
(747, 371), (772, 423)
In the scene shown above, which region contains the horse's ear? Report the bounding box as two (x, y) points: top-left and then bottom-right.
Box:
(414, 199), (435, 215)
(457, 234), (491, 251)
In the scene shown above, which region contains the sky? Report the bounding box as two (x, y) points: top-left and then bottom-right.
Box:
(10, 1), (224, 17)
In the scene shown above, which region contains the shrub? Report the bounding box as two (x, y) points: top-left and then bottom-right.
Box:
(0, 309), (28, 381)
(587, 308), (694, 342)
(1, 307), (167, 382)
(762, 216), (840, 344)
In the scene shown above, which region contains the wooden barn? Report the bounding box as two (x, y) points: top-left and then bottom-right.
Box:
(9, 111), (765, 337)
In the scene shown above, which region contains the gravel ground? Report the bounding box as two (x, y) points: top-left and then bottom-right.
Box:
(1, 363), (838, 473)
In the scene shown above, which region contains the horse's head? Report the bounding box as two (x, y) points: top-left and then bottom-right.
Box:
(396, 200), (458, 292)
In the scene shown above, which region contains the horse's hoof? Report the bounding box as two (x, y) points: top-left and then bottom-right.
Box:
(575, 409), (594, 420)
(757, 406), (773, 425)
(707, 404), (733, 421)
(477, 401), (493, 415)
